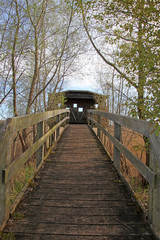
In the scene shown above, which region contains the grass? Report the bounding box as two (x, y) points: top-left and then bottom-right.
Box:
(0, 233), (16, 240)
(129, 177), (149, 212)
(12, 212), (24, 221)
(0, 161), (36, 240)
(10, 162), (35, 206)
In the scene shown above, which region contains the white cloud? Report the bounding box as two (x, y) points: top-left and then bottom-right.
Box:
(64, 52), (105, 93)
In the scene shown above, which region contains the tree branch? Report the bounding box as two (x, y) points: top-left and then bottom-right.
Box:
(28, 3), (74, 109)
(80, 1), (138, 90)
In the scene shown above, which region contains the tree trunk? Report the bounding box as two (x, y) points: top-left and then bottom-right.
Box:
(111, 69), (115, 114)
(137, 7), (149, 184)
(26, 28), (39, 114)
(12, 0), (20, 117)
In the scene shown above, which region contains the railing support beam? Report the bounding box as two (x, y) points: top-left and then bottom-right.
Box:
(0, 140), (11, 230)
(148, 148), (160, 237)
(113, 122), (121, 170)
(36, 121), (44, 167)
(97, 115), (101, 138)
(56, 115), (60, 139)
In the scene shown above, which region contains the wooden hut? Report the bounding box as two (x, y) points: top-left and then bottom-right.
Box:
(48, 90), (107, 124)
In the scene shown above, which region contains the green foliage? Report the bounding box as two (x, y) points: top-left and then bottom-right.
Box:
(151, 122), (160, 137)
(155, 126), (160, 137)
(78, 0), (160, 126)
(48, 92), (66, 110)
(94, 93), (107, 111)
(130, 176), (149, 211)
(132, 145), (144, 152)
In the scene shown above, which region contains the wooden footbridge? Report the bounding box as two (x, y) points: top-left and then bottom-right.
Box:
(0, 109), (160, 239)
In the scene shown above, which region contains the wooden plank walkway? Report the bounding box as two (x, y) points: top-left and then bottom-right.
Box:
(4, 125), (155, 240)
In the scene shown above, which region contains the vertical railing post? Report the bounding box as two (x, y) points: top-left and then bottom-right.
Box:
(87, 111), (90, 126)
(87, 111), (89, 125)
(50, 130), (55, 147)
(113, 122), (121, 170)
(51, 116), (56, 145)
(67, 111), (69, 124)
(56, 114), (60, 140)
(45, 125), (49, 151)
(148, 147), (160, 236)
(0, 139), (11, 229)
(97, 115), (101, 139)
(36, 121), (44, 167)
(91, 113), (94, 128)
(88, 112), (92, 127)
(53, 131), (56, 143)
(49, 134), (52, 148)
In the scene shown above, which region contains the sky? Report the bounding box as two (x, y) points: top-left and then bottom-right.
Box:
(63, 51), (106, 94)
(0, 46), (111, 119)
(0, 52), (103, 120)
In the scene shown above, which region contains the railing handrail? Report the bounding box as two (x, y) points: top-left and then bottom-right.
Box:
(3, 116), (69, 184)
(87, 115), (156, 186)
(87, 109), (160, 238)
(88, 110), (160, 168)
(0, 109), (69, 165)
(0, 109), (69, 135)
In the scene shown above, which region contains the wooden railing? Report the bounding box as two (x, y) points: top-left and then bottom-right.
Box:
(0, 109), (69, 230)
(87, 110), (160, 238)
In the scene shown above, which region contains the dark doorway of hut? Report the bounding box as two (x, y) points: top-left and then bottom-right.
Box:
(64, 90), (100, 124)
(69, 103), (86, 124)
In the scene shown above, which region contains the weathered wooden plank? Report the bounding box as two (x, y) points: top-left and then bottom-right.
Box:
(3, 117), (69, 183)
(30, 194), (131, 202)
(14, 234), (154, 240)
(19, 205), (142, 217)
(31, 189), (130, 198)
(17, 214), (143, 225)
(88, 117), (156, 186)
(22, 199), (136, 209)
(38, 172), (118, 179)
(36, 182), (125, 191)
(36, 182), (124, 188)
(8, 222), (152, 236)
(88, 110), (150, 137)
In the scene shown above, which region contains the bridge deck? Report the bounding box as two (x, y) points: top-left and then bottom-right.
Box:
(4, 125), (155, 240)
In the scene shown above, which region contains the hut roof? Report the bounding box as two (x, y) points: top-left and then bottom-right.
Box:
(64, 90), (103, 102)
